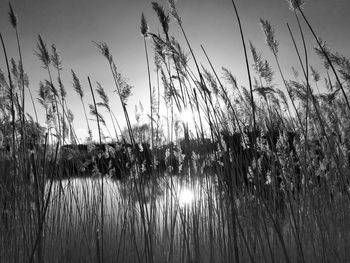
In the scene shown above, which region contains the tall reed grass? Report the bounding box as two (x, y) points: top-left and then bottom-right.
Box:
(1, 1), (350, 263)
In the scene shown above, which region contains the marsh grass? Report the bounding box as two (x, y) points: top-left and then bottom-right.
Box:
(1, 1), (350, 263)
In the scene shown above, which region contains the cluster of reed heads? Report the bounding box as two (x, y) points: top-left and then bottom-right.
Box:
(1, 0), (350, 262)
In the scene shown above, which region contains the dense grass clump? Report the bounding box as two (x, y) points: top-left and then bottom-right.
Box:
(1, 1), (350, 262)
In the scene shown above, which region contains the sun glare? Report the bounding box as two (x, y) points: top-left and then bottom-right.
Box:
(178, 187), (194, 206)
(180, 109), (193, 123)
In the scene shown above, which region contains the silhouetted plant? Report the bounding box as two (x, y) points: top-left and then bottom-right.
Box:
(35, 35), (62, 144)
(140, 13), (154, 154)
(71, 69), (92, 141)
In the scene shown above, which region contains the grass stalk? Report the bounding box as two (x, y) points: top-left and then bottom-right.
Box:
(88, 76), (104, 263)
(296, 5), (350, 111)
(0, 32), (17, 168)
(229, 0), (256, 139)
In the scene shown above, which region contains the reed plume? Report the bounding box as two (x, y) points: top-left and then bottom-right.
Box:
(152, 2), (170, 37)
(96, 81), (120, 140)
(35, 35), (51, 69)
(0, 33), (16, 160)
(140, 13), (155, 156)
(310, 66), (320, 85)
(8, 3), (17, 28)
(260, 19), (279, 56)
(286, 0), (350, 111)
(51, 44), (63, 72)
(37, 81), (52, 132)
(286, 0), (305, 11)
(35, 35), (63, 144)
(260, 18), (303, 132)
(168, 0), (182, 25)
(8, 3), (28, 149)
(94, 41), (135, 145)
(71, 69), (92, 140)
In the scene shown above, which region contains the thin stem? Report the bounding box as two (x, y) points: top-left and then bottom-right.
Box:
(0, 32), (16, 165)
(230, 0), (256, 138)
(88, 76), (103, 263)
(81, 98), (92, 140)
(143, 36), (154, 161)
(297, 6), (350, 111)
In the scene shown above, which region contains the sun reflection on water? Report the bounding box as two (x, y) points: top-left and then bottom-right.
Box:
(178, 187), (194, 206)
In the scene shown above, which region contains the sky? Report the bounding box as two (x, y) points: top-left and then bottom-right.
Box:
(0, 0), (349, 142)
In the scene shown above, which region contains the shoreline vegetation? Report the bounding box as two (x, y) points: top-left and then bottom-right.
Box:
(1, 0), (350, 262)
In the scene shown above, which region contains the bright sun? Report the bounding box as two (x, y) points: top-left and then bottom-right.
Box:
(178, 187), (194, 206)
(179, 109), (193, 123)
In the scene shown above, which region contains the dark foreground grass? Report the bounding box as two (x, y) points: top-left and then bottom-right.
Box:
(1, 0), (350, 262)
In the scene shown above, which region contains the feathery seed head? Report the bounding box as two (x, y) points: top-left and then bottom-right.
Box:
(94, 41), (112, 62)
(310, 66), (320, 82)
(154, 52), (162, 70)
(289, 80), (309, 102)
(0, 69), (7, 87)
(140, 13), (149, 36)
(51, 44), (63, 71)
(71, 69), (84, 98)
(38, 81), (46, 98)
(117, 74), (132, 104)
(171, 37), (188, 69)
(253, 86), (276, 101)
(8, 3), (17, 28)
(152, 2), (170, 37)
(262, 60), (274, 84)
(96, 82), (109, 107)
(10, 58), (19, 81)
(222, 67), (238, 89)
(292, 67), (299, 79)
(35, 35), (51, 68)
(58, 77), (66, 98)
(249, 41), (260, 64)
(168, 0), (182, 25)
(161, 69), (171, 103)
(202, 66), (219, 95)
(151, 34), (168, 63)
(277, 88), (288, 105)
(286, 0), (305, 12)
(89, 104), (106, 125)
(67, 109), (74, 122)
(38, 81), (52, 108)
(260, 19), (279, 56)
(314, 38), (332, 69)
(18, 60), (24, 75)
(45, 80), (58, 97)
(23, 72), (29, 87)
(241, 86), (252, 105)
(250, 41), (264, 74)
